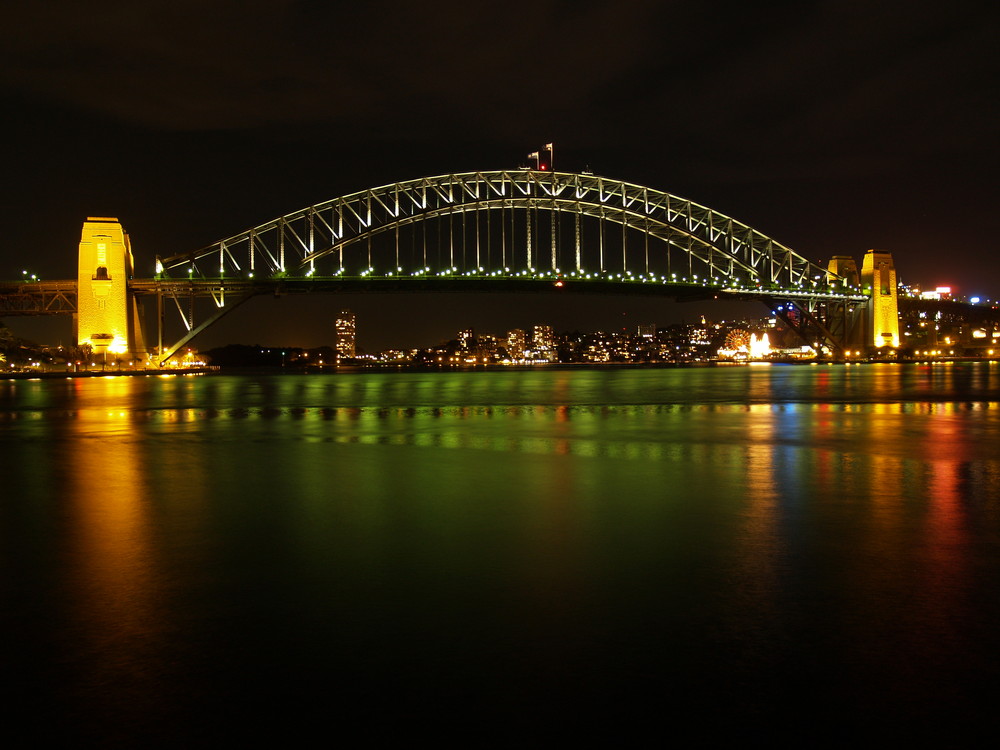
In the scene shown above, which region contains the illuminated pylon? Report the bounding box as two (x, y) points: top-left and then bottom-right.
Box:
(76, 218), (145, 358)
(861, 249), (900, 349)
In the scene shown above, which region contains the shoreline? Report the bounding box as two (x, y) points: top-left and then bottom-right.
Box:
(4, 358), (998, 379)
(2, 367), (218, 380)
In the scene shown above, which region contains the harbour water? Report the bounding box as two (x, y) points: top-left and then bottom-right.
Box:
(2, 363), (999, 744)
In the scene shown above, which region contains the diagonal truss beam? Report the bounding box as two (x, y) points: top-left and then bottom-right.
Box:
(157, 291), (257, 365)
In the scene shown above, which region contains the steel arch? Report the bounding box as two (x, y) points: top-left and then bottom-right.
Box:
(157, 170), (838, 289)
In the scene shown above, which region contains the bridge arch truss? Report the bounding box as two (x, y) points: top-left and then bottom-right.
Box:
(144, 170), (874, 363)
(159, 170), (837, 291)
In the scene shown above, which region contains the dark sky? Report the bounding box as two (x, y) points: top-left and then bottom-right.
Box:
(2, 0), (998, 351)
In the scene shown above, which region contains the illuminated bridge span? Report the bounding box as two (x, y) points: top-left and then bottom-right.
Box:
(145, 170), (871, 360)
(161, 170), (837, 289)
(2, 169), (906, 363)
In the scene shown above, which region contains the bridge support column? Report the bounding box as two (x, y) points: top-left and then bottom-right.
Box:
(861, 249), (900, 351)
(76, 217), (145, 361)
(827, 256), (859, 288)
(764, 295), (864, 359)
(826, 256), (867, 355)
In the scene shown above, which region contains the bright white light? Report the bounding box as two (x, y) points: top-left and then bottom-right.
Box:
(749, 333), (772, 359)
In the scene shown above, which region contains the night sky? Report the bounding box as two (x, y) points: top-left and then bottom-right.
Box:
(2, 0), (998, 352)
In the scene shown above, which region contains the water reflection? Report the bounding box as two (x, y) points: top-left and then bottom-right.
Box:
(59, 408), (169, 728)
(2, 364), (1000, 742)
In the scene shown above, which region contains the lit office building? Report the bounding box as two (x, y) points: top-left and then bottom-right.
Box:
(531, 324), (557, 361)
(335, 310), (356, 358)
(506, 329), (526, 360)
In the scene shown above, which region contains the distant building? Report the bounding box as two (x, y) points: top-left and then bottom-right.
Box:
(335, 310), (356, 358)
(476, 334), (499, 360)
(506, 329), (526, 360)
(637, 323), (656, 338)
(583, 332), (611, 362)
(458, 328), (475, 350)
(532, 324), (554, 350)
(919, 286), (954, 301)
(531, 324), (556, 362)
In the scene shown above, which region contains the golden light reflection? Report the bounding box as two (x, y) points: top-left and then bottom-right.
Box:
(61, 394), (165, 723)
(738, 404), (781, 589)
(925, 456), (966, 594)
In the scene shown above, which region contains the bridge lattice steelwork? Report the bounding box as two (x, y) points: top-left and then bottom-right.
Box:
(159, 170), (845, 291)
(147, 170), (871, 361)
(4, 170), (882, 362)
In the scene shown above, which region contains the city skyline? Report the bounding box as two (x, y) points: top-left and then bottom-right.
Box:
(182, 302), (997, 365)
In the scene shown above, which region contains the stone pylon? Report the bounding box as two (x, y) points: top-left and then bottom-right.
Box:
(860, 249), (900, 349)
(76, 217), (145, 359)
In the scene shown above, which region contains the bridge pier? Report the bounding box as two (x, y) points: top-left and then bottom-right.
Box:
(861, 249), (900, 350)
(825, 256), (868, 355)
(822, 251), (901, 357)
(76, 218), (146, 361)
(763, 294), (866, 359)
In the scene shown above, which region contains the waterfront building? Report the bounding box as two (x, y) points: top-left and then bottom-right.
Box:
(335, 310), (356, 358)
(506, 329), (526, 360)
(582, 332), (611, 362)
(531, 324), (556, 361)
(458, 328), (475, 350)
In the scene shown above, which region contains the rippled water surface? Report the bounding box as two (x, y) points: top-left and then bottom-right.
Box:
(2, 364), (999, 744)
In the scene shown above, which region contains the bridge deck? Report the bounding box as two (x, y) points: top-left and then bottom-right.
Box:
(129, 275), (868, 302)
(0, 280), (78, 315)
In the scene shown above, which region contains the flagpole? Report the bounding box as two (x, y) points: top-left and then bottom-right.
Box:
(545, 142), (554, 171)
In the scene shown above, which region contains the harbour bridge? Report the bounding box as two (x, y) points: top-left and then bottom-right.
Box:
(1, 169), (913, 364)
